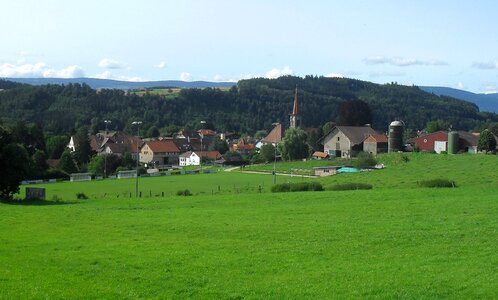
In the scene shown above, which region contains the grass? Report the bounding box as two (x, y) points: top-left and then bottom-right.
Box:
(1, 153), (497, 298)
(17, 171), (306, 201)
(129, 88), (181, 99)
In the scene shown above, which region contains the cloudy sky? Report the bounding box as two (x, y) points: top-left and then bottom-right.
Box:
(1, 0), (498, 93)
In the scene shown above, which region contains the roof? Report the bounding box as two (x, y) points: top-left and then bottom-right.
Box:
(179, 151), (196, 158)
(262, 123), (285, 144)
(198, 129), (216, 136)
(312, 151), (329, 158)
(106, 143), (132, 154)
(364, 134), (388, 143)
(145, 140), (180, 153)
(334, 126), (377, 146)
(197, 151), (223, 160)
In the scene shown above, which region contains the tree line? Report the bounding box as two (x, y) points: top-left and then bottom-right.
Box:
(1, 76), (496, 138)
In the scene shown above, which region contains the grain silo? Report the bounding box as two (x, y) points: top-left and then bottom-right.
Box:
(388, 120), (404, 153)
(448, 131), (459, 154)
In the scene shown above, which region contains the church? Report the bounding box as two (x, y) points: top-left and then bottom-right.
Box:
(262, 86), (301, 145)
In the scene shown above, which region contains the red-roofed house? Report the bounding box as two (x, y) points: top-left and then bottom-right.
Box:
(231, 139), (254, 154)
(140, 140), (180, 165)
(311, 151), (329, 159)
(363, 134), (388, 155)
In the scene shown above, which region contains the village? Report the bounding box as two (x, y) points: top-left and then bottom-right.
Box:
(64, 88), (498, 180)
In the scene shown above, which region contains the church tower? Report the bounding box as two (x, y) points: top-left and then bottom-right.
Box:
(289, 86), (302, 128)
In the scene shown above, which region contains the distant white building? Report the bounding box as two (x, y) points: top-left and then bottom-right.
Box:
(179, 151), (200, 166)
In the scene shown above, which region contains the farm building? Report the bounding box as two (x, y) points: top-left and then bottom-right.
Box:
(363, 134), (388, 155)
(140, 140), (180, 166)
(321, 125), (377, 158)
(312, 151), (329, 159)
(411, 130), (498, 153)
(313, 166), (342, 177)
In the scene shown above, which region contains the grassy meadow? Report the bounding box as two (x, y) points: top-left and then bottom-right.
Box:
(1, 153), (497, 298)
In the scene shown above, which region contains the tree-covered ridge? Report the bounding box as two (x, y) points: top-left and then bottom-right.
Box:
(0, 76), (496, 135)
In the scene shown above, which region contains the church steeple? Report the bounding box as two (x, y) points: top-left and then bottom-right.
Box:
(289, 85), (301, 128)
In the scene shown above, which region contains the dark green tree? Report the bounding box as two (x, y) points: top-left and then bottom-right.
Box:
(73, 127), (93, 166)
(31, 150), (48, 179)
(259, 143), (276, 162)
(307, 128), (323, 152)
(46, 135), (69, 159)
(336, 100), (372, 126)
(478, 129), (497, 153)
(208, 138), (229, 154)
(278, 128), (309, 161)
(0, 126), (30, 199)
(88, 155), (104, 176)
(425, 119), (450, 133)
(322, 121), (335, 135)
(146, 125), (160, 138)
(58, 149), (78, 174)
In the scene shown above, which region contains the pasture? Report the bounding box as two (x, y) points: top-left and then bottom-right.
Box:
(1, 153), (497, 298)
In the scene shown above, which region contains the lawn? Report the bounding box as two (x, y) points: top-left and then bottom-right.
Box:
(1, 153), (497, 298)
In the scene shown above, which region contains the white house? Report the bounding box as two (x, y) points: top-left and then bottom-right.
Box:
(179, 151), (200, 166)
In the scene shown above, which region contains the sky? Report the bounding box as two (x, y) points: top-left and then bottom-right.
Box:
(1, 0), (498, 93)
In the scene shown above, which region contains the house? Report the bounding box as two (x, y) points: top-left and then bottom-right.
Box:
(103, 143), (134, 157)
(179, 151), (200, 166)
(179, 151), (222, 166)
(140, 140), (180, 166)
(322, 125), (377, 158)
(313, 166), (342, 177)
(363, 134), (388, 155)
(311, 151), (329, 160)
(261, 123), (285, 145)
(231, 138), (254, 154)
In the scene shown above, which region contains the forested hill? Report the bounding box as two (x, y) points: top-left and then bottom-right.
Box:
(0, 76), (496, 135)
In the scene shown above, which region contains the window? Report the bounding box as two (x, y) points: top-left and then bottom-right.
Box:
(337, 137), (340, 142)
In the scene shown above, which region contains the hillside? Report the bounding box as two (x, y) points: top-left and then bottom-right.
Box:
(421, 86), (498, 113)
(5, 77), (236, 89)
(0, 76), (496, 135)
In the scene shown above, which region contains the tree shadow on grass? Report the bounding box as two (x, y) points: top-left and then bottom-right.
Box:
(0, 198), (78, 206)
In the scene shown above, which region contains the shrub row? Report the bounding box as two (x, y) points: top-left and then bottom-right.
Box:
(271, 182), (323, 193)
(176, 189), (192, 196)
(328, 183), (373, 191)
(417, 179), (456, 188)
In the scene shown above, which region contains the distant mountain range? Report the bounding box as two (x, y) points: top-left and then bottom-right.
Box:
(420, 86), (498, 113)
(5, 77), (236, 89)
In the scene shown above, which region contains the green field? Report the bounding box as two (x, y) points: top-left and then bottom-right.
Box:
(1, 153), (498, 298)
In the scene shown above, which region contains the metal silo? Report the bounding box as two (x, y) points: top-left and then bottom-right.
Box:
(388, 121), (404, 153)
(448, 131), (459, 154)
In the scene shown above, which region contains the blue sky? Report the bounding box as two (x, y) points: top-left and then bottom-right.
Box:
(1, 0), (498, 93)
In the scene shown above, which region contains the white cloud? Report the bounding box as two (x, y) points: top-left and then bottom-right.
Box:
(364, 56), (448, 67)
(180, 72), (193, 81)
(484, 84), (497, 94)
(265, 66), (293, 79)
(455, 82), (467, 90)
(472, 61), (498, 70)
(98, 58), (126, 69)
(0, 62), (85, 78)
(369, 71), (406, 78)
(154, 61), (167, 69)
(325, 73), (344, 78)
(92, 71), (144, 82)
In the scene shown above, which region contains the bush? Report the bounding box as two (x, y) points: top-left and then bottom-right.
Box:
(353, 152), (377, 169)
(76, 192), (88, 199)
(176, 189), (192, 196)
(417, 179), (456, 188)
(271, 182), (323, 193)
(328, 183), (373, 191)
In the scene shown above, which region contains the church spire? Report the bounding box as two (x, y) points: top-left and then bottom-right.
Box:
(292, 85), (299, 115)
(289, 85), (301, 129)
